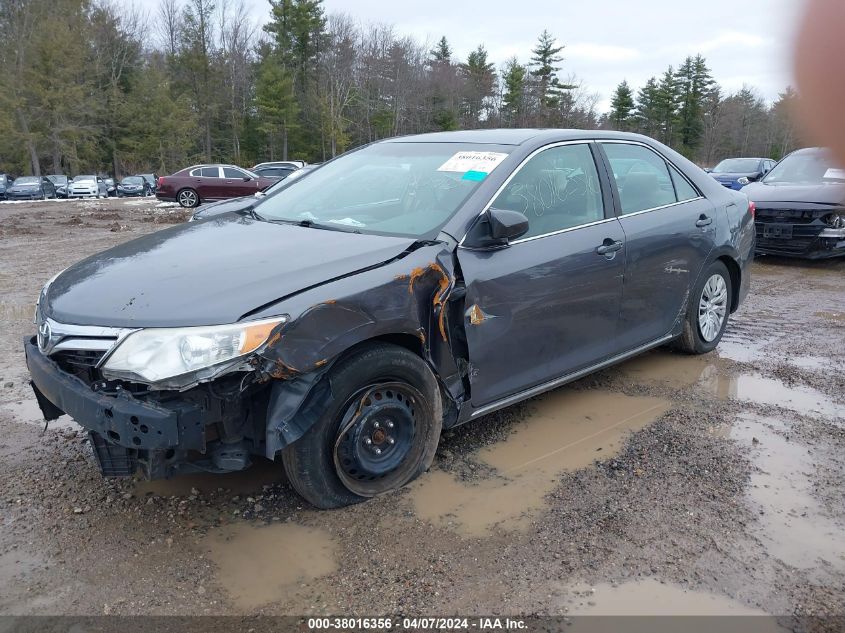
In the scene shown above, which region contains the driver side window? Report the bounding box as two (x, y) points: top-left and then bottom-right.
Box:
(490, 143), (604, 240)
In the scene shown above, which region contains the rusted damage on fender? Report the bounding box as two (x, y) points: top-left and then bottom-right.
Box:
(251, 244), (469, 456)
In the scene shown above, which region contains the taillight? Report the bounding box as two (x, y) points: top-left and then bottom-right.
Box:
(157, 176), (165, 187)
(748, 200), (756, 220)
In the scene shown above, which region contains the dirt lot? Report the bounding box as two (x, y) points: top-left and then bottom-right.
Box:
(0, 197), (843, 618)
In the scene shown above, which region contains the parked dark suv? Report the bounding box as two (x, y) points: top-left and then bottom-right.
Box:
(25, 130), (753, 508)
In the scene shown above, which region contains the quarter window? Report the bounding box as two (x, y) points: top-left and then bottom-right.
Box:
(490, 143), (604, 239)
(200, 167), (220, 178)
(602, 143), (677, 214)
(669, 164), (699, 201)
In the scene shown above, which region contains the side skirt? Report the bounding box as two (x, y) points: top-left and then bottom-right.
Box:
(466, 333), (676, 421)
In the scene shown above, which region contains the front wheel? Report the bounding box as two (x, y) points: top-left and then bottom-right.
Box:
(282, 342), (443, 509)
(177, 188), (199, 208)
(675, 260), (732, 354)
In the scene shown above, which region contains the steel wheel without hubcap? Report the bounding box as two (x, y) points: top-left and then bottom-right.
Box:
(333, 382), (420, 496)
(698, 273), (727, 342)
(178, 189), (198, 207)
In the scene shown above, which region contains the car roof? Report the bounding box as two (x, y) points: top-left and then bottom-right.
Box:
(381, 128), (663, 146)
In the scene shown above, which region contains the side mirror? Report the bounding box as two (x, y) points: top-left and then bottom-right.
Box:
(704, 168), (712, 173)
(242, 176), (251, 182)
(463, 207), (529, 248)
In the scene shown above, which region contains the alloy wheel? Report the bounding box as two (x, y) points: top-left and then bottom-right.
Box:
(178, 190), (198, 207)
(698, 273), (728, 342)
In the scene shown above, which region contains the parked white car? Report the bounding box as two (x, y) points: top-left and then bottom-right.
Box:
(68, 175), (108, 199)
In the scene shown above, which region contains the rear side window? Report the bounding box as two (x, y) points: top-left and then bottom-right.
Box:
(601, 143), (677, 214)
(201, 167), (219, 178)
(669, 165), (699, 201)
(490, 143), (605, 239)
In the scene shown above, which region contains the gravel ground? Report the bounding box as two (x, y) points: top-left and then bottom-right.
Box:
(0, 198), (843, 618)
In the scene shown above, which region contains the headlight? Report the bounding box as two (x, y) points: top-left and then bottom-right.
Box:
(826, 213), (845, 228)
(737, 177), (750, 186)
(102, 316), (287, 386)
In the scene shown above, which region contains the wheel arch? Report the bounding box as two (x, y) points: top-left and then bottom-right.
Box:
(715, 253), (741, 314)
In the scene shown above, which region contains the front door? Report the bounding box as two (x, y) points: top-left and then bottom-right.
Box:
(223, 166), (259, 197)
(457, 142), (625, 408)
(598, 141), (717, 347)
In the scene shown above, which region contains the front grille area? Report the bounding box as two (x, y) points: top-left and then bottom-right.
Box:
(52, 349), (106, 383)
(754, 218), (826, 254)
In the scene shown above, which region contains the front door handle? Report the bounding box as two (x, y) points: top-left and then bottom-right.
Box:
(695, 215), (713, 227)
(596, 239), (623, 255)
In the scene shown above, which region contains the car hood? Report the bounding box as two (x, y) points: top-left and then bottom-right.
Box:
(192, 196), (257, 220)
(741, 181), (845, 206)
(710, 172), (753, 180)
(44, 214), (417, 328)
(9, 184), (39, 191)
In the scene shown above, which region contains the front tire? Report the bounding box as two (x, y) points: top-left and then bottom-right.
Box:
(177, 188), (199, 208)
(282, 342), (443, 509)
(675, 260), (732, 354)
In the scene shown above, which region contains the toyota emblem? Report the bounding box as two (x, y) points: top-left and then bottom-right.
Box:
(37, 320), (51, 352)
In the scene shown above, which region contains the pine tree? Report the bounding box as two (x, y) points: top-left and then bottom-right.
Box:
(609, 80), (635, 131)
(429, 36), (452, 66)
(529, 30), (571, 115)
(655, 66), (680, 146)
(255, 54), (300, 160)
(460, 45), (496, 128)
(634, 77), (661, 137)
(675, 54), (715, 153)
(502, 57), (527, 126)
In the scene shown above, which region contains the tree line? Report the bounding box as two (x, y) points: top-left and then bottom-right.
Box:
(0, 0), (803, 177)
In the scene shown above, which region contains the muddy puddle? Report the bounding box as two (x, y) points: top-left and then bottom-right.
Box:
(732, 413), (845, 576)
(411, 389), (670, 537)
(731, 374), (842, 420)
(134, 457), (285, 497)
(1, 398), (78, 431)
(615, 351), (842, 420)
(203, 521), (337, 610)
(564, 578), (772, 616)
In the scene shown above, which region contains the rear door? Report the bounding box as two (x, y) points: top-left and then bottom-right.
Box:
(597, 141), (716, 348)
(457, 142), (626, 409)
(197, 166), (224, 199)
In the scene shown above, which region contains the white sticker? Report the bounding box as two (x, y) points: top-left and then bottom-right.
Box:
(437, 151), (508, 175)
(824, 168), (845, 180)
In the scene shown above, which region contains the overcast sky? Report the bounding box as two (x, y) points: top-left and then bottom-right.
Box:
(235, 0), (802, 110)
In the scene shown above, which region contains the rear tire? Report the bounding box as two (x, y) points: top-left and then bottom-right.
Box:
(675, 260), (732, 354)
(282, 342), (442, 509)
(177, 188), (199, 208)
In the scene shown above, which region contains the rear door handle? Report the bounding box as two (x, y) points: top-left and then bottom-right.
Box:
(695, 215), (713, 227)
(596, 240), (623, 255)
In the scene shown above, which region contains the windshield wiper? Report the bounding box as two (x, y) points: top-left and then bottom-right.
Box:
(292, 219), (361, 233)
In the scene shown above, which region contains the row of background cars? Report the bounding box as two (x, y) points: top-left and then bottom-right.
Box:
(708, 148), (845, 259)
(0, 173), (159, 200)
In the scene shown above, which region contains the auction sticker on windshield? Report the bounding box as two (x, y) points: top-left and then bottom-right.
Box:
(437, 151), (508, 177)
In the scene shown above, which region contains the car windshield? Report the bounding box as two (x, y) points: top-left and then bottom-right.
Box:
(74, 175), (95, 182)
(122, 177), (143, 184)
(712, 158), (761, 173)
(762, 150), (845, 184)
(255, 142), (513, 238)
(14, 177), (40, 185)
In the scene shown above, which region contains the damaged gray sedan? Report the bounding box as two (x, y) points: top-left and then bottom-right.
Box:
(25, 130), (754, 508)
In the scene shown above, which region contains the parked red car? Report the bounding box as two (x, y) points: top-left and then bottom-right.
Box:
(156, 164), (276, 208)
